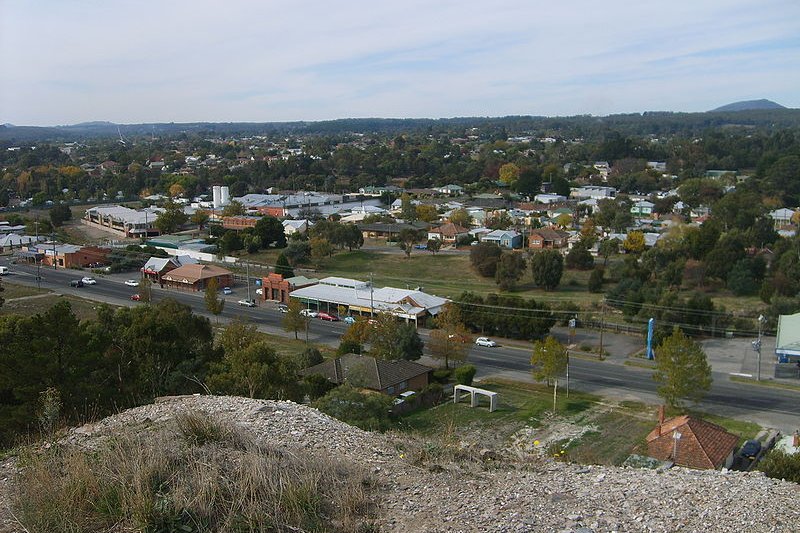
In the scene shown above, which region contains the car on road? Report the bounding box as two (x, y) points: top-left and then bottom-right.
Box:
(130, 294), (141, 301)
(124, 279), (139, 287)
(237, 299), (257, 307)
(223, 286), (232, 295)
(277, 304), (289, 313)
(475, 337), (497, 347)
(300, 309), (318, 318)
(0, 266), (9, 275)
(343, 316), (356, 325)
(739, 440), (762, 460)
(69, 279), (84, 288)
(81, 276), (97, 285)
(317, 312), (339, 321)
(256, 288), (263, 296)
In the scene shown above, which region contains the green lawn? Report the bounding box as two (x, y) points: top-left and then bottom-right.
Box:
(0, 282), (48, 300)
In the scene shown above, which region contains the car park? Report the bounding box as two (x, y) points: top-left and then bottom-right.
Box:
(475, 337), (497, 347)
(81, 276), (96, 285)
(317, 312), (339, 321)
(739, 440), (762, 460)
(124, 279), (139, 287)
(223, 286), (232, 295)
(237, 299), (256, 307)
(69, 279), (84, 288)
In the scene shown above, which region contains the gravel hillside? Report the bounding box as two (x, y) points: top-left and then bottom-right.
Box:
(3, 395), (799, 532)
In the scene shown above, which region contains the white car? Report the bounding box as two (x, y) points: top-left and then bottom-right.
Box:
(300, 309), (318, 318)
(475, 337), (497, 347)
(256, 288), (263, 296)
(124, 279), (140, 287)
(81, 276), (97, 285)
(237, 299), (257, 307)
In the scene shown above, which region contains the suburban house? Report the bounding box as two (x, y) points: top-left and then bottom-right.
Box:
(0, 234), (42, 252)
(289, 276), (448, 326)
(19, 243), (110, 269)
(221, 215), (261, 231)
(646, 409), (739, 470)
(482, 229), (522, 249)
(631, 200), (655, 217)
(528, 227), (570, 250)
(259, 272), (319, 304)
(301, 353), (433, 396)
(282, 219), (309, 235)
(141, 255), (198, 284)
(358, 222), (430, 240)
(427, 222), (470, 243)
(437, 184), (465, 196)
(570, 186), (617, 200)
(769, 208), (796, 229)
(160, 263), (234, 291)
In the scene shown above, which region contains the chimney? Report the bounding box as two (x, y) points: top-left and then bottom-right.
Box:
(658, 405), (665, 433)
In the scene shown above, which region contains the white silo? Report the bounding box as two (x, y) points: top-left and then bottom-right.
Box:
(220, 186), (230, 206)
(212, 186), (221, 208)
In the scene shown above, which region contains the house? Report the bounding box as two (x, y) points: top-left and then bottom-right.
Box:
(160, 263), (234, 291)
(631, 200), (655, 217)
(437, 184), (465, 196)
(84, 205), (163, 238)
(482, 229), (522, 249)
(529, 227), (570, 250)
(534, 193), (567, 205)
(469, 227), (492, 241)
(427, 222), (470, 243)
(358, 222), (430, 240)
(221, 215), (261, 231)
(259, 273), (319, 304)
(301, 354), (433, 396)
(646, 408), (739, 470)
(769, 208), (796, 229)
(570, 186), (616, 200)
(140, 255), (198, 284)
(282, 219), (309, 235)
(0, 234), (42, 252)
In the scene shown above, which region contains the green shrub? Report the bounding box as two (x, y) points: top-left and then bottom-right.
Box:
(432, 369), (452, 384)
(454, 364), (477, 386)
(313, 384), (394, 431)
(758, 449), (800, 483)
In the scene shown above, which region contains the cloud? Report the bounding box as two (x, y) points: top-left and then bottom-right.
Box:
(1, 0), (799, 125)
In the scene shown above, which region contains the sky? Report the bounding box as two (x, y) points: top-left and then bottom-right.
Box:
(2, 0), (799, 126)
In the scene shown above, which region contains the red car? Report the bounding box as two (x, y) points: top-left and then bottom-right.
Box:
(130, 294), (141, 301)
(317, 312), (340, 321)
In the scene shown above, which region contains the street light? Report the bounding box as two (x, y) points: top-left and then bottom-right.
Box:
(753, 315), (766, 381)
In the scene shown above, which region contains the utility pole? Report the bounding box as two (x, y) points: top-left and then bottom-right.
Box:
(51, 236), (57, 270)
(753, 314), (765, 381)
(370, 272), (374, 317)
(599, 300), (605, 359)
(246, 262), (251, 302)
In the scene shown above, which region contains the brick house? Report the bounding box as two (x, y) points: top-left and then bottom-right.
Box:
(646, 408), (739, 470)
(23, 243), (110, 269)
(528, 227), (570, 250)
(221, 215), (261, 231)
(260, 272), (319, 303)
(427, 222), (470, 243)
(301, 354), (433, 396)
(160, 264), (234, 291)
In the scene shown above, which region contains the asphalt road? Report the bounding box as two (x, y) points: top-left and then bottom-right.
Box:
(3, 258), (799, 433)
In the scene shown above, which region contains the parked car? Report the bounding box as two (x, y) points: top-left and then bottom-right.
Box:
(343, 316), (356, 325)
(69, 279), (84, 288)
(222, 286), (232, 295)
(475, 337), (497, 347)
(237, 299), (257, 307)
(124, 279), (139, 287)
(317, 312), (339, 321)
(130, 294), (141, 301)
(277, 304), (289, 313)
(0, 266), (9, 275)
(300, 309), (318, 318)
(740, 440), (762, 460)
(256, 288), (263, 296)
(81, 276), (96, 285)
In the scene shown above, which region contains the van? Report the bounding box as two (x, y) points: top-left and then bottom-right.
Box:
(0, 266), (8, 275)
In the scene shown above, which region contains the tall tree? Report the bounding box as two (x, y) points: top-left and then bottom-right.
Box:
(495, 252), (527, 291)
(498, 162), (520, 185)
(426, 238), (442, 255)
(154, 200), (188, 234)
(449, 208), (472, 228)
(274, 253), (294, 278)
(204, 277), (225, 322)
(530, 250), (564, 290)
(138, 277), (152, 303)
(310, 236), (333, 266)
(400, 193), (416, 221)
(652, 327), (712, 408)
(530, 335), (568, 411)
(470, 242), (502, 277)
(397, 228), (423, 258)
(254, 215), (287, 249)
(283, 298), (307, 341)
(49, 203), (72, 227)
(428, 303), (472, 368)
(368, 313), (424, 361)
(207, 340), (299, 400)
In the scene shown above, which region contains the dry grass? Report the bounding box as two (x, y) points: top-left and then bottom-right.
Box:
(13, 411), (377, 532)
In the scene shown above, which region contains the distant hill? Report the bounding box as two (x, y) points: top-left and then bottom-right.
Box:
(711, 99), (786, 112)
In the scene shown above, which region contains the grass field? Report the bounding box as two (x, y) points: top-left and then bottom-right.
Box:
(1, 291), (105, 322)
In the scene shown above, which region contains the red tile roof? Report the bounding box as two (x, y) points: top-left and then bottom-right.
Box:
(646, 415), (739, 469)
